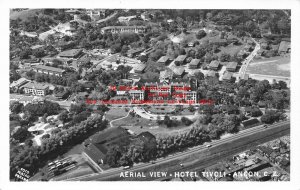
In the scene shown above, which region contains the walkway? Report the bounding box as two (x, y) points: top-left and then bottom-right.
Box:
(133, 107), (199, 121)
(109, 108), (132, 127)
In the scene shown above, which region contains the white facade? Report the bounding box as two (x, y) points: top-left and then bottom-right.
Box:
(24, 87), (48, 96)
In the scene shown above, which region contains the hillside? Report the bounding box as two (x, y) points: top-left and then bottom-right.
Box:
(10, 9), (42, 21)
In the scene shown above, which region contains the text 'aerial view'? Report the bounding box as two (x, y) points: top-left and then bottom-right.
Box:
(9, 9), (290, 181)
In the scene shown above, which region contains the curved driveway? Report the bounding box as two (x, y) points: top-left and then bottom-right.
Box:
(133, 107), (199, 120)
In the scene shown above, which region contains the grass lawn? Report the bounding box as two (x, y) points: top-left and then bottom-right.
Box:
(114, 115), (194, 138)
(105, 107), (128, 121)
(247, 56), (290, 77)
(62, 144), (85, 157)
(180, 109), (195, 115)
(217, 44), (245, 57)
(145, 106), (195, 116)
(10, 9), (42, 21)
(113, 115), (158, 127)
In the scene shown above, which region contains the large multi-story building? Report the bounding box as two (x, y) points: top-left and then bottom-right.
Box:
(143, 80), (197, 102)
(10, 78), (30, 92)
(22, 82), (49, 96)
(121, 80), (197, 103)
(144, 82), (171, 101)
(34, 65), (65, 77)
(101, 26), (147, 34)
(170, 81), (197, 102)
(129, 90), (145, 101)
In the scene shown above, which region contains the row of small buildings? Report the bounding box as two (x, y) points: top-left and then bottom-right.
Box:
(204, 146), (289, 181)
(208, 60), (238, 72)
(155, 54), (239, 72)
(100, 25), (147, 34)
(156, 55), (200, 69)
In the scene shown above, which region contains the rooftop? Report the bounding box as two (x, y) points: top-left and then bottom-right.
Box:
(157, 56), (169, 63)
(226, 62), (238, 70)
(172, 67), (185, 76)
(102, 25), (147, 30)
(134, 64), (146, 72)
(278, 41), (291, 52)
(240, 74), (249, 80)
(65, 9), (80, 13)
(10, 78), (30, 88)
(160, 69), (173, 79)
(259, 38), (268, 43)
(84, 127), (132, 162)
(22, 82), (50, 90)
(207, 70), (216, 77)
(222, 72), (233, 80)
(189, 59), (200, 66)
(22, 58), (40, 63)
(175, 55), (187, 62)
(77, 54), (91, 64)
(209, 60), (220, 68)
(35, 65), (65, 73)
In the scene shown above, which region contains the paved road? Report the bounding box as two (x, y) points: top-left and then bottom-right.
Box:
(133, 107), (198, 120)
(87, 53), (120, 72)
(238, 37), (260, 80)
(218, 65), (226, 81)
(63, 120), (289, 181)
(96, 11), (118, 24)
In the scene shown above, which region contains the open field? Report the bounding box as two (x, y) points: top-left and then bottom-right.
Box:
(114, 115), (193, 137)
(113, 115), (158, 127)
(217, 43), (245, 56)
(123, 124), (194, 138)
(10, 9), (41, 21)
(105, 107), (128, 121)
(246, 56), (290, 77)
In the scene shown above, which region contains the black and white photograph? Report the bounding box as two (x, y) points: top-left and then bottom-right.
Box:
(1, 0), (300, 189)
